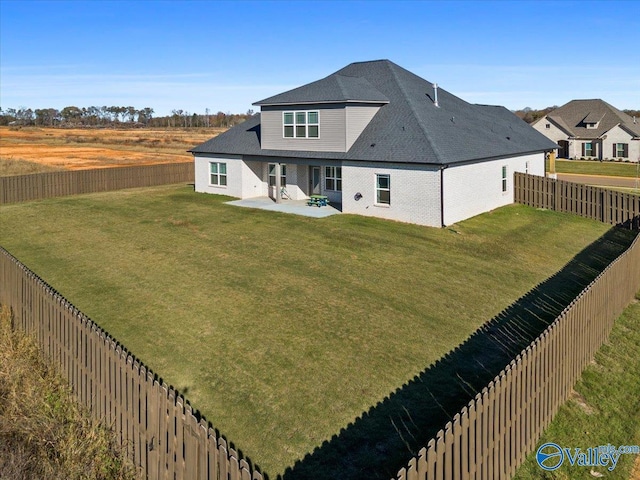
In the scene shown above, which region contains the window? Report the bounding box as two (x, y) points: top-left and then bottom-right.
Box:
(325, 166), (342, 191)
(209, 162), (227, 186)
(376, 174), (390, 204)
(583, 142), (593, 157)
(525, 161), (530, 174)
(268, 163), (286, 186)
(283, 111), (319, 138)
(283, 113), (294, 137)
(545, 123), (551, 129)
(614, 143), (629, 158)
(501, 165), (508, 193)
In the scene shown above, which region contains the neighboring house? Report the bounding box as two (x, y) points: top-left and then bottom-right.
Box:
(532, 99), (640, 161)
(191, 60), (556, 227)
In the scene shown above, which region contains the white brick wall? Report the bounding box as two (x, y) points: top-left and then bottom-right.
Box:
(603, 125), (639, 161)
(341, 161), (442, 226)
(194, 155), (265, 198)
(532, 118), (566, 143)
(442, 153), (544, 225)
(196, 153), (547, 227)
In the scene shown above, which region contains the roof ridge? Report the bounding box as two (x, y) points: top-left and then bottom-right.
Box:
(601, 100), (637, 123)
(348, 59), (391, 66)
(387, 61), (446, 163)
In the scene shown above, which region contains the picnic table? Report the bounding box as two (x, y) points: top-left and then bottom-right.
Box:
(307, 195), (329, 207)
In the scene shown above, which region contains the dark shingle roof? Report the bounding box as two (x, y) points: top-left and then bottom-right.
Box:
(192, 60), (557, 165)
(540, 99), (640, 138)
(254, 74), (389, 105)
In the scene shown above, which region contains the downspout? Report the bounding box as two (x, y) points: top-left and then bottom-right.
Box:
(440, 165), (448, 227)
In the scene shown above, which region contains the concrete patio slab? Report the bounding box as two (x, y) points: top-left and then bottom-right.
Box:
(226, 197), (341, 218)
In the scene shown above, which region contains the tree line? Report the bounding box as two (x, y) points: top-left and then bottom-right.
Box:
(2, 104), (637, 128)
(0, 105), (255, 128)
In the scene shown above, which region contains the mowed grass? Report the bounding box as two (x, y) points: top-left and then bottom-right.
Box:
(0, 185), (612, 476)
(513, 296), (640, 480)
(547, 159), (640, 178)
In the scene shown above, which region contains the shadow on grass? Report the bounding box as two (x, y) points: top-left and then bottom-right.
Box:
(280, 226), (639, 480)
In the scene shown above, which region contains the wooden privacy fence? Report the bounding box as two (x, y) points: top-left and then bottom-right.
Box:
(2, 173), (639, 480)
(0, 247), (264, 480)
(393, 230), (640, 476)
(514, 172), (640, 228)
(0, 162), (194, 204)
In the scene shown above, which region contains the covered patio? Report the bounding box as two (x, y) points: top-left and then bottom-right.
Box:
(226, 197), (342, 218)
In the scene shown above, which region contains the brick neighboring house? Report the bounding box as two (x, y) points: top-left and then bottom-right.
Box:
(532, 99), (640, 162)
(190, 60), (556, 227)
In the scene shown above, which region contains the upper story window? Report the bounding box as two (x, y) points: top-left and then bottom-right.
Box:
(283, 111), (319, 138)
(545, 123), (550, 129)
(585, 122), (598, 129)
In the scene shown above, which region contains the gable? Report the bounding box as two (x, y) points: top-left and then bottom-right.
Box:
(259, 103), (382, 153)
(532, 116), (571, 141)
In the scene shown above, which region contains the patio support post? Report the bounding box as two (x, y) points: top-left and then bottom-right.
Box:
(275, 163), (282, 203)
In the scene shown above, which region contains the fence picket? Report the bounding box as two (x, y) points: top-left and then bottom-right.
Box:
(0, 162), (194, 204)
(392, 176), (639, 480)
(2, 170), (640, 480)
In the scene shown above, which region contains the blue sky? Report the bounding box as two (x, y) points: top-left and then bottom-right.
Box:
(1, 0), (639, 116)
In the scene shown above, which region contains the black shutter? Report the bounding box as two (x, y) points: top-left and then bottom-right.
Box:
(582, 143), (586, 156)
(613, 144), (617, 157)
(624, 144), (629, 157)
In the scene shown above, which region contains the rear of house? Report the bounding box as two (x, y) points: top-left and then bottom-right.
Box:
(192, 60), (555, 227)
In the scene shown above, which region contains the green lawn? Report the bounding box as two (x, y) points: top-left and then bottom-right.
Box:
(513, 296), (640, 480)
(0, 184), (613, 476)
(547, 159), (640, 178)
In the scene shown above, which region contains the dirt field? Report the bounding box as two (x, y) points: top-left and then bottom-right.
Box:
(0, 126), (225, 174)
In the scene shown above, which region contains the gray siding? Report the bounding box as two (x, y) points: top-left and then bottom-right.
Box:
(345, 105), (381, 150)
(261, 104), (346, 152)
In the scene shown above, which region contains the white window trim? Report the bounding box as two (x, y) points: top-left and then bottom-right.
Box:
(501, 165), (508, 194)
(209, 161), (227, 187)
(375, 173), (391, 206)
(584, 142), (593, 157)
(324, 166), (342, 192)
(615, 143), (627, 158)
(283, 110), (319, 139)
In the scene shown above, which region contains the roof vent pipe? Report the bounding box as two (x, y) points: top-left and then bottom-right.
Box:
(433, 83), (439, 108)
